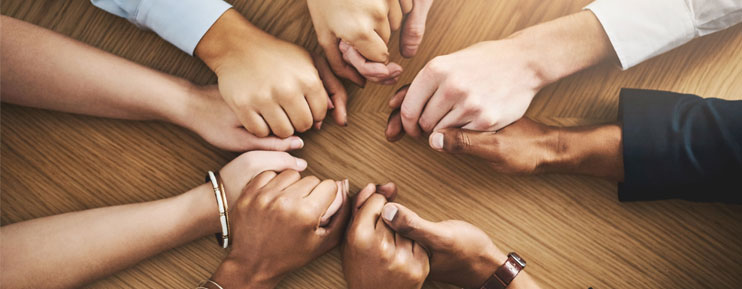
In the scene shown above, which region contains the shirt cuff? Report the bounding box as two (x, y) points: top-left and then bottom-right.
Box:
(136, 0), (232, 55)
(585, 0), (696, 70)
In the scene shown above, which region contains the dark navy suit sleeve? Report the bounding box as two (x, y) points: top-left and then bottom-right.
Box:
(618, 88), (742, 203)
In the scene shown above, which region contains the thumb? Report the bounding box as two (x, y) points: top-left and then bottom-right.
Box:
(381, 203), (440, 247)
(400, 0), (434, 58)
(237, 131), (305, 152)
(428, 128), (496, 159)
(350, 32), (390, 63)
(244, 151), (308, 175)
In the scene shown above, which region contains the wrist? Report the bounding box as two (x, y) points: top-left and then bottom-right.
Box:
(178, 184), (222, 237)
(476, 248), (540, 289)
(210, 258), (281, 289)
(545, 124), (623, 180)
(195, 9), (266, 74)
(509, 10), (615, 86)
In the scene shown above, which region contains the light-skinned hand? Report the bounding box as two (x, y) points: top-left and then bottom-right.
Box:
(196, 9), (331, 138)
(395, 39), (545, 138)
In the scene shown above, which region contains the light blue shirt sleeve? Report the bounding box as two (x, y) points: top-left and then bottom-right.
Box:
(91, 0), (232, 55)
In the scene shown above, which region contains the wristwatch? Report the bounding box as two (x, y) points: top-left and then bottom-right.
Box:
(479, 252), (526, 289)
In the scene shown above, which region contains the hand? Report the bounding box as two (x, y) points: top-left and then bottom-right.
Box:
(210, 170), (351, 289)
(196, 9), (328, 138)
(175, 85), (305, 152)
(307, 0), (407, 85)
(343, 183), (429, 289)
(380, 203), (541, 289)
(393, 38), (546, 138)
(337, 0), (434, 84)
(429, 118), (560, 175)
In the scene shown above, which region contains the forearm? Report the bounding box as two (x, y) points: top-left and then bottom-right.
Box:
(0, 184), (219, 289)
(510, 10), (617, 86)
(0, 16), (191, 124)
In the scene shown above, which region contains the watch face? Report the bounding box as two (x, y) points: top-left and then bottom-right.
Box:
(509, 252), (526, 268)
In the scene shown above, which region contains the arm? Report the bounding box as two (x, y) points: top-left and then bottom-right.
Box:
(0, 151), (308, 289)
(90, 0), (231, 55)
(586, 0), (742, 69)
(0, 16), (303, 152)
(409, 89), (742, 203)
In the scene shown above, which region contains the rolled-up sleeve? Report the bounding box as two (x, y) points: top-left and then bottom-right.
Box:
(585, 0), (742, 69)
(618, 89), (742, 203)
(91, 0), (232, 55)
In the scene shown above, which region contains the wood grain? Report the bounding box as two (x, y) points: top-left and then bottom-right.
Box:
(2, 1), (741, 288)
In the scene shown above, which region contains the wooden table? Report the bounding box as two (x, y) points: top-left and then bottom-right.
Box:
(2, 1), (741, 288)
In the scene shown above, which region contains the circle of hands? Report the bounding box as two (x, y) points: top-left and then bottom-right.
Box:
(197, 0), (545, 288)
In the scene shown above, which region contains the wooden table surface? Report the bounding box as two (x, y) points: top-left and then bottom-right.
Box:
(2, 1), (741, 288)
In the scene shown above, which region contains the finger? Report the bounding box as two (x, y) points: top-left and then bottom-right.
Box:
(314, 54), (349, 126)
(385, 109), (405, 142)
(353, 183), (377, 216)
(417, 88), (455, 133)
(381, 203), (440, 247)
(318, 184), (351, 250)
(400, 0), (433, 58)
(340, 41), (393, 80)
(431, 107), (469, 132)
(395, 231), (414, 253)
(428, 128), (497, 160)
(306, 180), (338, 218)
(239, 170), (277, 203)
(389, 0), (403, 31)
(375, 182), (398, 201)
(376, 210), (395, 245)
(400, 0), (414, 13)
(320, 179), (349, 226)
(349, 32), (390, 63)
(401, 67), (439, 137)
(375, 18), (392, 44)
(240, 110), (271, 138)
(284, 175), (321, 198)
(389, 84), (410, 109)
(234, 132), (304, 152)
(281, 97), (314, 133)
(305, 81), (329, 124)
(259, 169), (302, 201)
(321, 36), (366, 87)
(352, 193), (388, 231)
(261, 106), (295, 138)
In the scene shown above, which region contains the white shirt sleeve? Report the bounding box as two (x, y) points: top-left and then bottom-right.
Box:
(91, 0), (232, 55)
(585, 0), (742, 70)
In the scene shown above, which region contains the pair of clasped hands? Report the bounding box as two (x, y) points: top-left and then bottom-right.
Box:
(208, 152), (529, 289)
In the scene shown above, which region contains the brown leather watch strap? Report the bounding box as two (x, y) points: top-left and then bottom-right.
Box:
(479, 252), (526, 289)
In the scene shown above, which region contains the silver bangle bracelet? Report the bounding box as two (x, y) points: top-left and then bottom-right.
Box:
(206, 171), (230, 249)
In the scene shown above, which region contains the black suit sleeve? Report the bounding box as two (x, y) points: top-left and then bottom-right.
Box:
(618, 88), (742, 203)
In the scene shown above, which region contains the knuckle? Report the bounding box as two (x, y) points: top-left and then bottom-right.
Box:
(452, 130), (472, 152)
(424, 58), (444, 75)
(404, 24), (425, 41)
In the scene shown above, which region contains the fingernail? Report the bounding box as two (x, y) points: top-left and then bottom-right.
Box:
(291, 138), (304, 149)
(343, 179), (349, 194)
(431, 132), (444, 150)
(382, 204), (398, 222)
(296, 158), (308, 170)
